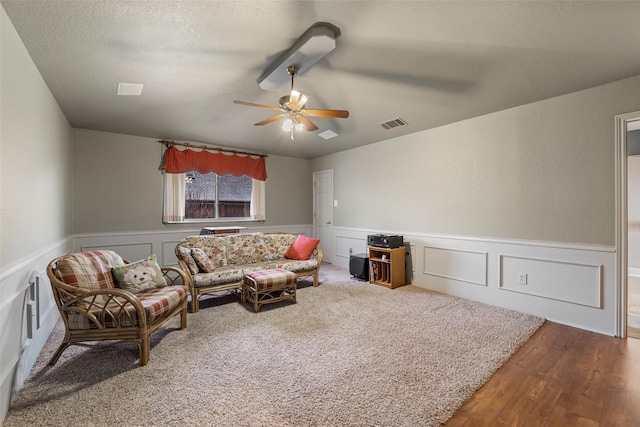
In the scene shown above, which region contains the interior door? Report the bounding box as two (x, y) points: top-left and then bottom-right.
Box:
(313, 170), (334, 264)
(627, 119), (640, 339)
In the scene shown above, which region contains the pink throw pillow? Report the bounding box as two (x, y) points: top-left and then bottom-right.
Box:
(284, 235), (320, 260)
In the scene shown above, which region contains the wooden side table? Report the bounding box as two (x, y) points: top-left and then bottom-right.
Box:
(368, 246), (406, 289)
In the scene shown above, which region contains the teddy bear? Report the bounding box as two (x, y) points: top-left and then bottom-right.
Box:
(122, 264), (158, 293)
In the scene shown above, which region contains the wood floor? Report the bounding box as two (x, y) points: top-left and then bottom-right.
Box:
(446, 321), (640, 427)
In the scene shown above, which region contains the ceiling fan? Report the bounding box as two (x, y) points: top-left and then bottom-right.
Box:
(234, 65), (349, 140)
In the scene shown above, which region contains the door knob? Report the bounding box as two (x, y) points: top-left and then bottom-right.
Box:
(326, 220), (331, 224)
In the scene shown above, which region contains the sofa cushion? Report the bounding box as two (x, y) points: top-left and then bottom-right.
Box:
(112, 254), (167, 293)
(243, 259), (319, 274)
(255, 233), (297, 261)
(176, 246), (199, 275)
(192, 267), (244, 288)
(66, 285), (188, 330)
(54, 250), (125, 293)
(284, 235), (321, 260)
(225, 233), (261, 265)
(200, 242), (228, 268)
(191, 248), (216, 273)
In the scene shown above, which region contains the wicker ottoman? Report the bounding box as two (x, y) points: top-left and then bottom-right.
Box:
(242, 269), (297, 313)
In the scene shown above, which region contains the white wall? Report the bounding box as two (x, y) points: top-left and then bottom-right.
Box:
(313, 76), (640, 246)
(312, 75), (640, 336)
(0, 5), (73, 422)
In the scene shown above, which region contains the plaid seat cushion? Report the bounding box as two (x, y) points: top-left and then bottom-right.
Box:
(245, 268), (296, 292)
(67, 285), (188, 330)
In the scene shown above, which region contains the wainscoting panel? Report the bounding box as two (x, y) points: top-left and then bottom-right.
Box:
(423, 246), (488, 286)
(335, 235), (368, 260)
(80, 243), (152, 263)
(328, 227), (617, 336)
(500, 255), (602, 308)
(0, 238), (70, 422)
(161, 240), (182, 266)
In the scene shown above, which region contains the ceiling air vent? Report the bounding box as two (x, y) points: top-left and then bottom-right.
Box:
(379, 117), (408, 130)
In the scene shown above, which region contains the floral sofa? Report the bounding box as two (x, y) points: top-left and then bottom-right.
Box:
(175, 232), (322, 312)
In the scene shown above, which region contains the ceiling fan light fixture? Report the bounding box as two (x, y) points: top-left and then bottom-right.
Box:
(289, 90), (309, 109)
(235, 38), (349, 135)
(282, 118), (294, 131)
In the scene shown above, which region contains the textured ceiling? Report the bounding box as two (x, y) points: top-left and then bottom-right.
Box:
(3, 1), (640, 159)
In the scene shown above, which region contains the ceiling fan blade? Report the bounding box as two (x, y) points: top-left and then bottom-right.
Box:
(304, 109), (350, 118)
(254, 114), (286, 126)
(297, 115), (319, 131)
(234, 100), (281, 111)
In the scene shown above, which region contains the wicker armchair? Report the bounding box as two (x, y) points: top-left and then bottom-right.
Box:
(46, 250), (188, 366)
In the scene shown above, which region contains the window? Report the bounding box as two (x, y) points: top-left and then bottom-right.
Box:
(163, 172), (265, 223)
(185, 172), (251, 219)
(160, 144), (267, 223)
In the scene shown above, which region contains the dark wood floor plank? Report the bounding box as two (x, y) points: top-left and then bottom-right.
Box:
(489, 375), (562, 427)
(444, 366), (529, 427)
(446, 322), (640, 427)
(546, 405), (599, 427)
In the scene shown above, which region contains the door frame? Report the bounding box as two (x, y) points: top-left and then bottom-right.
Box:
(312, 169), (334, 264)
(615, 110), (640, 338)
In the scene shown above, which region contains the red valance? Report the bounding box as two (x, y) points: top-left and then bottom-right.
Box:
(162, 146), (267, 181)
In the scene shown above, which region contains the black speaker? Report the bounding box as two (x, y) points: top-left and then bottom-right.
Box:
(349, 253), (369, 281)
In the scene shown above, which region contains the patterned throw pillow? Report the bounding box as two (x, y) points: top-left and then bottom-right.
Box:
(111, 254), (167, 293)
(177, 246), (199, 275)
(198, 238), (228, 268)
(191, 248), (215, 273)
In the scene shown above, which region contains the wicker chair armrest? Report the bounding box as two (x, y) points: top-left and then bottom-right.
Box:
(59, 288), (148, 330)
(161, 265), (189, 286)
(173, 260), (195, 287)
(314, 247), (323, 265)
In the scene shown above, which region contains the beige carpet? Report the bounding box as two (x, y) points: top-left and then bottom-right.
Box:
(4, 264), (544, 427)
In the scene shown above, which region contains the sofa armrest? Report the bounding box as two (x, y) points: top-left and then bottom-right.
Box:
(314, 247), (323, 265)
(175, 259), (195, 288)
